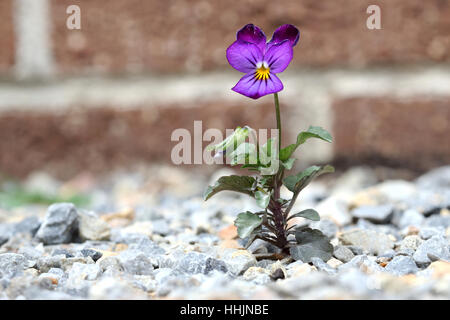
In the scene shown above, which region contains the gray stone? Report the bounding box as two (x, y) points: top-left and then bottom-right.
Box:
(119, 234), (165, 256)
(0, 253), (28, 279)
(399, 235), (423, 251)
(175, 252), (227, 275)
(77, 210), (111, 241)
(339, 229), (394, 255)
(97, 256), (123, 273)
(420, 227), (445, 240)
(333, 245), (355, 263)
(151, 219), (171, 236)
(385, 256), (419, 276)
(35, 203), (78, 244)
(36, 256), (94, 273)
(413, 236), (450, 267)
(315, 196), (352, 226)
(68, 262), (102, 281)
(13, 217), (41, 236)
(89, 277), (146, 300)
(339, 255), (384, 274)
(0, 224), (12, 246)
(118, 250), (154, 275)
(346, 246), (364, 256)
(18, 245), (44, 260)
(80, 249), (103, 262)
(416, 165), (450, 189)
(242, 267), (271, 285)
(424, 215), (450, 229)
(395, 248), (416, 257)
(352, 204), (394, 223)
(311, 257), (337, 275)
(310, 219), (338, 239)
(397, 209), (425, 229)
(219, 249), (256, 276)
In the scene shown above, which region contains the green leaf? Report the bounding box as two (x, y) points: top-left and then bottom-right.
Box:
(203, 175), (256, 201)
(234, 211), (263, 238)
(283, 165), (335, 193)
(288, 209), (320, 221)
(255, 190), (270, 209)
(281, 158), (296, 170)
(289, 227), (333, 262)
(206, 126), (249, 153)
(280, 126), (332, 161)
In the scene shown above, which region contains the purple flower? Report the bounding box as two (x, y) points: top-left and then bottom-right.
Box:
(226, 24), (300, 99)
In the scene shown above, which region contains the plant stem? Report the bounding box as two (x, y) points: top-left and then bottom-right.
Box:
(274, 93), (281, 154)
(270, 92), (288, 250)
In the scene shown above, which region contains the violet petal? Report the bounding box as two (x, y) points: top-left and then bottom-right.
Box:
(236, 24), (267, 53)
(226, 40), (263, 73)
(264, 40), (293, 73)
(232, 72), (283, 99)
(268, 24), (300, 47)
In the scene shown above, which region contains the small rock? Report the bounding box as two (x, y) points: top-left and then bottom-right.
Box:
(315, 196), (352, 226)
(310, 219), (338, 239)
(80, 249), (103, 262)
(427, 261), (450, 279)
(270, 268), (285, 281)
(416, 166), (450, 189)
(399, 235), (423, 251)
(13, 217), (41, 236)
(89, 277), (145, 300)
(424, 215), (450, 229)
(413, 236), (450, 267)
(339, 255), (384, 275)
(151, 219), (171, 236)
(175, 252), (227, 275)
(97, 256), (123, 273)
(286, 261), (314, 278)
(117, 250), (154, 275)
(351, 204), (393, 224)
(35, 203), (78, 245)
(0, 253), (28, 279)
(68, 262), (102, 281)
(78, 210), (111, 241)
(327, 258), (343, 268)
(243, 267), (271, 285)
(384, 256), (419, 276)
(346, 246), (364, 256)
(339, 229), (394, 255)
(397, 209), (425, 229)
(219, 249), (256, 276)
(333, 245), (355, 263)
(311, 257), (337, 275)
(420, 227), (445, 240)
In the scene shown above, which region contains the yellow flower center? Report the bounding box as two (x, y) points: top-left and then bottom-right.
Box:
(255, 64), (270, 81)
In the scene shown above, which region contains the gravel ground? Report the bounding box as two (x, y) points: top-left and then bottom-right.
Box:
(0, 165), (449, 300)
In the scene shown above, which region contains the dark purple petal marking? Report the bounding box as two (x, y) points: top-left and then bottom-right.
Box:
(264, 40), (293, 73)
(236, 24), (267, 53)
(232, 72), (283, 99)
(226, 40), (264, 73)
(268, 24), (300, 47)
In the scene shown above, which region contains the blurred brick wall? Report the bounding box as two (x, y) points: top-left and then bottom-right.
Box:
(0, 0), (449, 178)
(49, 0), (449, 74)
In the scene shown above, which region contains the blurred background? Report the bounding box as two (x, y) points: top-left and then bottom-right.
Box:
(0, 0), (449, 209)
